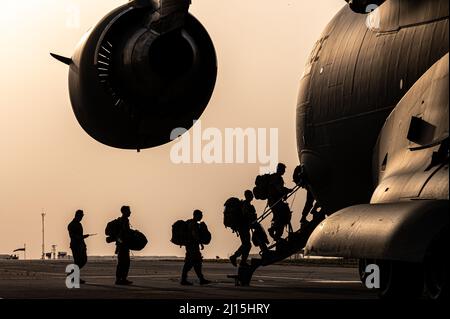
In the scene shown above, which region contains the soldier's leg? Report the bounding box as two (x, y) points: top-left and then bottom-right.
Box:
(269, 201), (284, 240)
(69, 246), (85, 283)
(189, 249), (209, 283)
(259, 242), (269, 252)
(267, 200), (277, 238)
(71, 246), (86, 269)
(182, 251), (194, 282)
(232, 235), (246, 259)
(79, 246), (87, 270)
(71, 247), (80, 268)
(182, 261), (192, 279)
(194, 259), (211, 284)
(240, 230), (251, 264)
(116, 246), (130, 280)
(123, 249), (130, 279)
(233, 245), (243, 258)
(275, 225), (283, 240)
(252, 224), (269, 252)
(231, 230), (249, 266)
(193, 261), (204, 281)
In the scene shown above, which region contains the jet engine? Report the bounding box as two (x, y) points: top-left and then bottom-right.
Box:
(52, 0), (217, 150)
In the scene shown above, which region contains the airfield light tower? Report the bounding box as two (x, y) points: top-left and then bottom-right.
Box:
(41, 212), (46, 260)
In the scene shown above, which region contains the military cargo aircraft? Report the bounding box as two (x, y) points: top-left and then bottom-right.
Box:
(52, 0), (448, 299)
(298, 0), (448, 299)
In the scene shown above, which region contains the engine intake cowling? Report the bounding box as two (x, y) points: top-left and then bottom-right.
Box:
(58, 1), (217, 150)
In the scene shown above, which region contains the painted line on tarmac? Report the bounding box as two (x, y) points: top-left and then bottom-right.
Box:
(84, 274), (175, 279)
(253, 275), (317, 281)
(310, 279), (361, 284)
(253, 275), (360, 283)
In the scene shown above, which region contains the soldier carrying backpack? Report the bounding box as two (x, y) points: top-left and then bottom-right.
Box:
(229, 190), (258, 267)
(293, 164), (327, 228)
(105, 206), (148, 285)
(266, 163), (294, 241)
(173, 210), (212, 286)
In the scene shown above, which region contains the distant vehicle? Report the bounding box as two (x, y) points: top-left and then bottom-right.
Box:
(57, 252), (68, 259)
(0, 254), (18, 260)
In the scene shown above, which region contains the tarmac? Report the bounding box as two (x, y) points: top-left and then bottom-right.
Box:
(0, 259), (377, 299)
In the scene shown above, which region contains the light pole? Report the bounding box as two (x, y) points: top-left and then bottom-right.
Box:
(41, 212), (46, 260)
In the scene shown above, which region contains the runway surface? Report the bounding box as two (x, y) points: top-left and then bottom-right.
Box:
(0, 259), (376, 299)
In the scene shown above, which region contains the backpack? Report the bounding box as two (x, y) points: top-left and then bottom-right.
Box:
(125, 230), (148, 251)
(253, 174), (272, 200)
(171, 220), (189, 246)
(272, 202), (292, 226)
(105, 218), (121, 242)
(223, 197), (243, 231)
(293, 164), (307, 186)
(252, 223), (269, 247)
(198, 222), (212, 245)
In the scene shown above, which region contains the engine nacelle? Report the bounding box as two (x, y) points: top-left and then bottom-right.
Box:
(55, 1), (217, 150)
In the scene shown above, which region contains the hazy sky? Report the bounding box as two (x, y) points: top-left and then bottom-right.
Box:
(0, 0), (343, 259)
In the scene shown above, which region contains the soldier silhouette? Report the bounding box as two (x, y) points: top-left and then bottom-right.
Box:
(230, 190), (257, 267)
(115, 206), (133, 285)
(181, 210), (211, 286)
(267, 163), (294, 241)
(68, 210), (91, 284)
